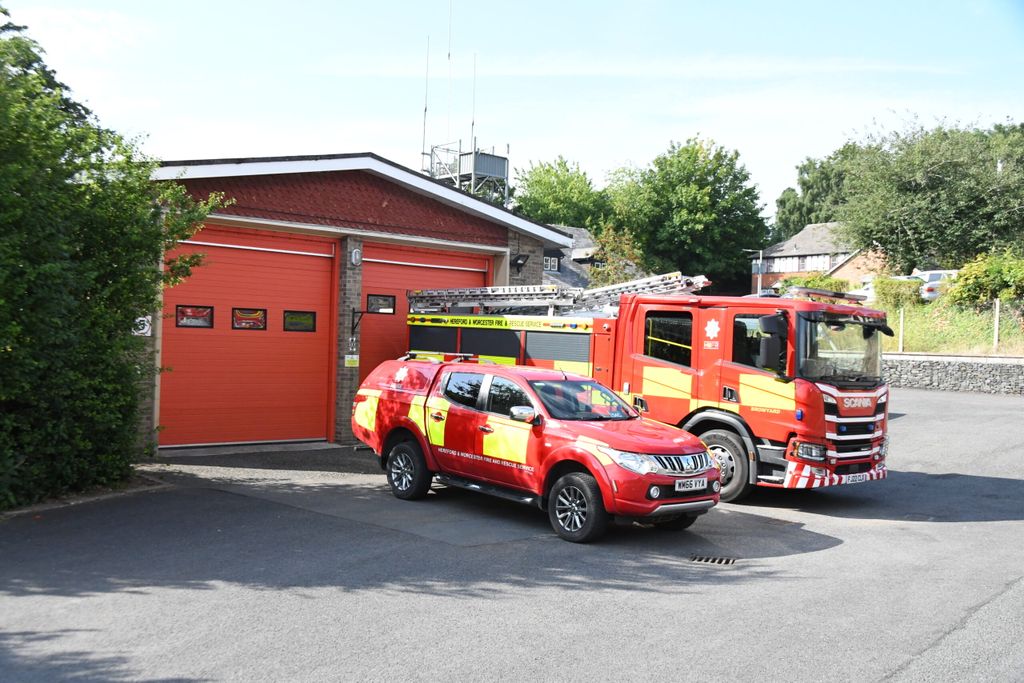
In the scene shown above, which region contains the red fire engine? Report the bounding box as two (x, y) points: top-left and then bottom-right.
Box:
(405, 273), (894, 502)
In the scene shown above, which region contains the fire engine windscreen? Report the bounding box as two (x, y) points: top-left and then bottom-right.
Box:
(530, 380), (638, 421)
(797, 313), (885, 386)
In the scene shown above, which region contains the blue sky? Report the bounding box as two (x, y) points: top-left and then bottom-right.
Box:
(7, 0), (1024, 217)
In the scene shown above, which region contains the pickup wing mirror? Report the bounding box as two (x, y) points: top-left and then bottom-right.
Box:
(510, 405), (542, 425)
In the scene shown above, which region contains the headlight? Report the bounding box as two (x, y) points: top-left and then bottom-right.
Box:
(797, 442), (827, 462)
(599, 446), (658, 475)
(877, 393), (888, 405)
(822, 394), (837, 405)
(879, 435), (890, 457)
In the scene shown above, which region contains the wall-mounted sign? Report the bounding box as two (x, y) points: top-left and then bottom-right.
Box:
(176, 305), (214, 328)
(284, 310), (316, 332)
(232, 308), (267, 330)
(344, 354), (360, 368)
(133, 315), (152, 336)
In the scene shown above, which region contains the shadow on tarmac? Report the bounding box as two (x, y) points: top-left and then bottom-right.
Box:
(0, 469), (840, 603)
(0, 629), (202, 683)
(737, 469), (1024, 523)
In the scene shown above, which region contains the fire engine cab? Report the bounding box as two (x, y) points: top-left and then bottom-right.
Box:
(405, 272), (894, 502)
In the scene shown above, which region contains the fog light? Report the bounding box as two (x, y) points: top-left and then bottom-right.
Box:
(712, 480), (721, 493)
(829, 457), (837, 465)
(811, 467), (827, 477)
(649, 486), (661, 499)
(874, 454), (881, 461)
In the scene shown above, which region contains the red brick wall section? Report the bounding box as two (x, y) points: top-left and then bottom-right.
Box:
(183, 171), (508, 247)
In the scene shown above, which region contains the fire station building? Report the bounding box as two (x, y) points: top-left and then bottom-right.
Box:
(146, 153), (570, 448)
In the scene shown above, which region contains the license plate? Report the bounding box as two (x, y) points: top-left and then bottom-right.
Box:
(844, 472), (869, 484)
(675, 478), (706, 492)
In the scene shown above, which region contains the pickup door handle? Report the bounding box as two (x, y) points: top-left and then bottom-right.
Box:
(429, 412), (445, 422)
(478, 425), (494, 433)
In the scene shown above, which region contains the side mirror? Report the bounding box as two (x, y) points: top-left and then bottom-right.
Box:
(757, 335), (784, 373)
(632, 396), (649, 413)
(758, 312), (787, 337)
(510, 405), (541, 425)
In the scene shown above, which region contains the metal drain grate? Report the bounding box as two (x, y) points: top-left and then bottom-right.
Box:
(691, 555), (736, 565)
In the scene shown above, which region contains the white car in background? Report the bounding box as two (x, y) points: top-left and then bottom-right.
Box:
(914, 270), (958, 301)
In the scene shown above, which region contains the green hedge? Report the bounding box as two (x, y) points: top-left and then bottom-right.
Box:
(777, 272), (850, 293)
(0, 18), (219, 510)
(875, 278), (923, 308)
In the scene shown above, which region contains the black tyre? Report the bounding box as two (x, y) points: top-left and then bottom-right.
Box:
(385, 441), (432, 500)
(547, 472), (609, 543)
(703, 429), (752, 502)
(652, 515), (698, 531)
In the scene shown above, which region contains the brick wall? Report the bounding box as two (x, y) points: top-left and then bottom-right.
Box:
(184, 171), (508, 247)
(334, 236), (363, 443)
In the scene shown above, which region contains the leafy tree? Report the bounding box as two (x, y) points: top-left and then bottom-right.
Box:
(838, 123), (1024, 273)
(588, 223), (646, 287)
(606, 139), (768, 293)
(513, 156), (609, 227)
(772, 144), (861, 241)
(0, 10), (221, 509)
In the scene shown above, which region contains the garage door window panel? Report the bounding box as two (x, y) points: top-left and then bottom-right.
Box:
(283, 310), (317, 332)
(232, 308), (267, 330)
(176, 305), (214, 328)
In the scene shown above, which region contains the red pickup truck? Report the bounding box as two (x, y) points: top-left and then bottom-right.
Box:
(352, 357), (721, 542)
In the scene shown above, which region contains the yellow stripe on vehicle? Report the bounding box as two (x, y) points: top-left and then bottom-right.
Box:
(641, 366), (694, 402)
(481, 417), (530, 464)
(353, 389), (382, 431)
(553, 360), (591, 376)
(408, 395), (426, 434)
(425, 396), (451, 446)
(739, 374), (796, 412)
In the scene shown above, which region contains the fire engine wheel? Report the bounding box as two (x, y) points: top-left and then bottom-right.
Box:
(386, 441), (432, 500)
(652, 515), (698, 531)
(548, 473), (608, 543)
(703, 429), (752, 503)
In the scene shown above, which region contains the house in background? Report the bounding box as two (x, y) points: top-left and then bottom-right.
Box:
(751, 221), (883, 293)
(542, 224), (596, 289)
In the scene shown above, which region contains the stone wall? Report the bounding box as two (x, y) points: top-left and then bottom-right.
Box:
(507, 231), (544, 286)
(883, 353), (1024, 395)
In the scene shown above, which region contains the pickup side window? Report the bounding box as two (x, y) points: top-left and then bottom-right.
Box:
(487, 377), (531, 417)
(444, 372), (484, 409)
(644, 311), (693, 367)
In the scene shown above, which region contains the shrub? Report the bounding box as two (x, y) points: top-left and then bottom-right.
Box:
(947, 251), (1024, 309)
(0, 15), (220, 510)
(874, 277), (924, 309)
(777, 272), (850, 293)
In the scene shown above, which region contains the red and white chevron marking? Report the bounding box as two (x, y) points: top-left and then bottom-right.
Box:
(782, 462), (888, 489)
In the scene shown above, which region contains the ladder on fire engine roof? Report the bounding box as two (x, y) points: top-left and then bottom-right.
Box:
(407, 271), (711, 314)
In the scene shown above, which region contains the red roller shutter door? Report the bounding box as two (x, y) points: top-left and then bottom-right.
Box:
(160, 228), (336, 446)
(360, 243), (490, 380)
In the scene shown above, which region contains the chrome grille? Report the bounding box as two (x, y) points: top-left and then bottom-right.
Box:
(653, 452), (713, 474)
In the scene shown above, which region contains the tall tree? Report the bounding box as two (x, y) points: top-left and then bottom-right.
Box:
(513, 156), (608, 227)
(607, 139), (768, 293)
(838, 124), (1024, 273)
(0, 9), (221, 508)
(588, 223), (645, 287)
(772, 144), (861, 241)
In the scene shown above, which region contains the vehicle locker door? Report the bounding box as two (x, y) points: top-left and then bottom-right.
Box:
(426, 371), (487, 475)
(477, 376), (543, 491)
